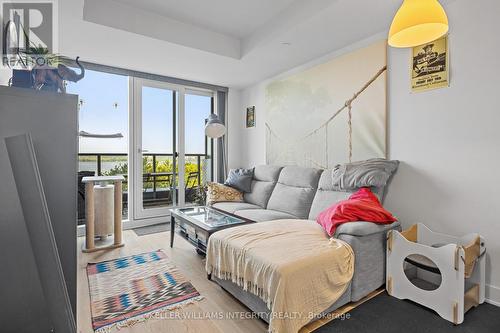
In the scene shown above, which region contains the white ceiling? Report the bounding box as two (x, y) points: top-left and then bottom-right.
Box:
(115, 0), (298, 39)
(75, 0), (456, 89)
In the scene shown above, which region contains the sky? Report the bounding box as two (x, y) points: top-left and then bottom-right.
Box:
(67, 69), (211, 154)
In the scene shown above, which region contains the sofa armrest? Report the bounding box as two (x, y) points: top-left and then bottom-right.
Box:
(334, 221), (401, 237)
(334, 221), (401, 301)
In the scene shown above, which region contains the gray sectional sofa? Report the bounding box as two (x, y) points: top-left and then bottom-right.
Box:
(211, 165), (400, 322)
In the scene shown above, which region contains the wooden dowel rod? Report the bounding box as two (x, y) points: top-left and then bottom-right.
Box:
(85, 182), (95, 250)
(113, 180), (123, 245)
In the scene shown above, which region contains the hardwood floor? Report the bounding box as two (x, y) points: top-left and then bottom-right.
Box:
(78, 228), (380, 333)
(77, 229), (268, 333)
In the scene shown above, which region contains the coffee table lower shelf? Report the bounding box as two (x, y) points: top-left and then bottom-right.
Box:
(169, 206), (254, 256)
(177, 224), (208, 255)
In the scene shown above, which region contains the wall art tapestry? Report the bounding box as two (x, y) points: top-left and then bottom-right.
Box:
(411, 35), (449, 92)
(265, 41), (387, 168)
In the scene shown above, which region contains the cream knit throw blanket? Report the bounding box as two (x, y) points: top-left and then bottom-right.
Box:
(206, 219), (354, 333)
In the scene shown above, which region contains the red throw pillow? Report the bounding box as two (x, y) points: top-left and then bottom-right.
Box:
(317, 187), (397, 236)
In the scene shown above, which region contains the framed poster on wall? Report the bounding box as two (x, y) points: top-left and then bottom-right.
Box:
(246, 106), (255, 128)
(411, 35), (449, 92)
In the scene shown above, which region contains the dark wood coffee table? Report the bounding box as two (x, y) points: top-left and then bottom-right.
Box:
(170, 206), (254, 255)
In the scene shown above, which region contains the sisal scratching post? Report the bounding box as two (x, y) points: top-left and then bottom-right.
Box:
(94, 184), (114, 239)
(82, 176), (125, 252)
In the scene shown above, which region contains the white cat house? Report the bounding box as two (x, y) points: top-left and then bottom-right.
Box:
(386, 223), (485, 324)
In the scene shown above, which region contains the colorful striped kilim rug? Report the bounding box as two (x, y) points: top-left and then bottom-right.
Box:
(87, 250), (203, 332)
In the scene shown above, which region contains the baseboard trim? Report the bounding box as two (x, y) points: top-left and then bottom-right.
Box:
(486, 299), (500, 307)
(486, 284), (500, 307)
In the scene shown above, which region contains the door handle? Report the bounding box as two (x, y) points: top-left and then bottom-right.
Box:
(138, 148), (149, 153)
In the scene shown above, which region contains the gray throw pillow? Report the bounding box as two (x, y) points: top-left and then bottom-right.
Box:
(225, 168), (254, 193)
(331, 158), (399, 190)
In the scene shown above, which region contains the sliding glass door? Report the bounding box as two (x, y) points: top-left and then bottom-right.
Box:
(131, 80), (215, 221)
(70, 66), (219, 230)
(132, 79), (186, 219)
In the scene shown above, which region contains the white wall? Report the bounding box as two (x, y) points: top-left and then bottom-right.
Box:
(58, 0), (240, 87)
(234, 33), (388, 168)
(386, 0), (500, 305)
(232, 0), (500, 305)
(227, 87), (242, 169)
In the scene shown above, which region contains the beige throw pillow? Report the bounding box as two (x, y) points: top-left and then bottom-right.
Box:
(206, 182), (243, 205)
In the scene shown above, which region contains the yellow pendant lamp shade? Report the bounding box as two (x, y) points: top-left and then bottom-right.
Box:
(389, 0), (448, 48)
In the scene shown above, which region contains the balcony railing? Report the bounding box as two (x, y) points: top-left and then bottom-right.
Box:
(79, 152), (205, 179)
(77, 153), (210, 223)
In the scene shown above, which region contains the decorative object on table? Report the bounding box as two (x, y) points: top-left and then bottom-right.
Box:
(205, 113), (227, 178)
(9, 55), (85, 93)
(246, 106), (256, 128)
(388, 0), (449, 48)
(32, 56), (85, 93)
(224, 168), (254, 193)
(5, 134), (76, 333)
(87, 250), (203, 332)
(265, 40), (387, 167)
(170, 207), (254, 255)
(82, 175), (125, 252)
(386, 223), (485, 324)
(6, 37), (85, 92)
(3, 11), (84, 92)
(411, 35), (449, 92)
(205, 181), (243, 205)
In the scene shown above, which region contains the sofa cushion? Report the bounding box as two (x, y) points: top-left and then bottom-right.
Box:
(206, 182), (243, 205)
(212, 202), (261, 214)
(274, 166), (322, 188)
(253, 165), (283, 182)
(233, 209), (297, 222)
(331, 158), (399, 191)
(244, 165), (283, 208)
(309, 190), (352, 220)
(225, 168), (254, 193)
(309, 169), (385, 220)
(266, 166), (322, 219)
(244, 181), (275, 208)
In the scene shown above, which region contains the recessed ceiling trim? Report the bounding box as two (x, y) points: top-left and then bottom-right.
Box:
(83, 0), (241, 59)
